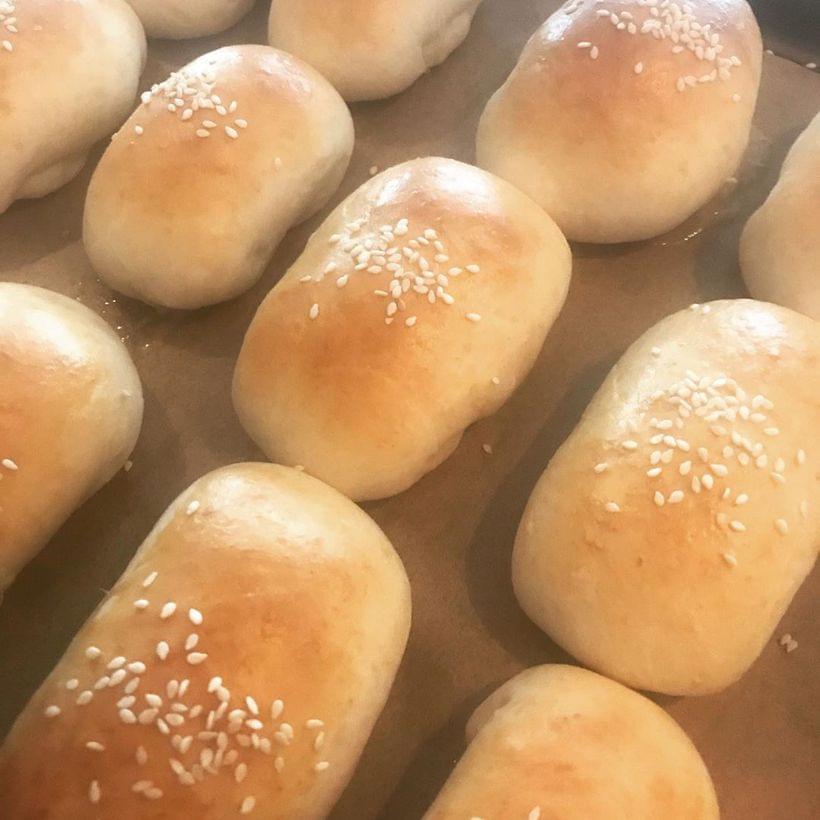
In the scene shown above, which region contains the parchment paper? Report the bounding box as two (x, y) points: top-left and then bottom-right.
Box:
(0, 2), (818, 818)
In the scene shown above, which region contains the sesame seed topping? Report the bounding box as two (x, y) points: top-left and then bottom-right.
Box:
(779, 633), (798, 653)
(634, 62), (644, 74)
(187, 652), (208, 665)
(160, 602), (177, 619)
(240, 796), (256, 814)
(85, 646), (102, 660)
(186, 500), (200, 516)
(76, 690), (93, 706)
(86, 741), (105, 752)
(1, 457), (18, 470)
(722, 551), (738, 567)
(604, 502), (620, 513)
(44, 705), (61, 718)
(134, 599), (150, 610)
(309, 303), (320, 320)
(156, 641), (170, 661)
(88, 780), (101, 805)
(529, 808), (542, 820)
(729, 520), (746, 533)
(774, 518), (789, 535)
(465, 313), (482, 323)
(142, 571), (158, 589)
(188, 608), (204, 626)
(314, 761), (330, 772)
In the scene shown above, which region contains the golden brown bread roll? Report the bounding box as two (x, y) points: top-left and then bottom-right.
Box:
(513, 300), (819, 695)
(268, 0), (483, 101)
(233, 157), (572, 501)
(0, 283), (143, 594)
(125, 0), (253, 39)
(0, 463), (412, 818)
(0, 0), (146, 215)
(424, 665), (719, 820)
(740, 110), (820, 320)
(477, 0), (763, 243)
(83, 45), (354, 309)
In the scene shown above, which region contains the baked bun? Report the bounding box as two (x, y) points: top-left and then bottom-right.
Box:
(740, 110), (820, 320)
(477, 0), (763, 243)
(233, 157), (572, 501)
(425, 665), (719, 819)
(268, 0), (483, 101)
(0, 284), (143, 594)
(0, 464), (411, 818)
(0, 0), (146, 214)
(125, 0), (253, 39)
(83, 45), (354, 310)
(513, 300), (819, 695)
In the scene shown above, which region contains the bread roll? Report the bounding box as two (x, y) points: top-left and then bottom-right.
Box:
(514, 300), (820, 695)
(83, 45), (354, 310)
(740, 110), (820, 320)
(0, 0), (146, 215)
(477, 0), (762, 243)
(425, 665), (719, 819)
(268, 0), (483, 101)
(125, 0), (253, 39)
(0, 463), (411, 818)
(0, 284), (143, 594)
(233, 157), (572, 501)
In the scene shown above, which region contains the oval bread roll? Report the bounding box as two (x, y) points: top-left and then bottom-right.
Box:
(268, 0), (483, 101)
(0, 0), (146, 214)
(0, 284), (143, 594)
(125, 0), (253, 39)
(233, 157), (572, 501)
(740, 110), (820, 320)
(83, 45), (355, 310)
(513, 300), (820, 695)
(477, 0), (762, 243)
(424, 665), (719, 820)
(0, 463), (412, 818)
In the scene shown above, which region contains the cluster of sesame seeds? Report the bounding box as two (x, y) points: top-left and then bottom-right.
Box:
(573, 0), (744, 101)
(138, 67), (248, 142)
(304, 218), (483, 328)
(595, 359), (810, 563)
(0, 1), (17, 53)
(41, 569), (329, 815)
(779, 633), (798, 653)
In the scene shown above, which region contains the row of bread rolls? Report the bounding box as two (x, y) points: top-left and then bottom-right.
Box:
(0, 462), (720, 818)
(11, 0), (815, 318)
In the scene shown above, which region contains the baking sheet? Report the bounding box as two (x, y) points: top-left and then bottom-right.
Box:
(1, 1), (818, 818)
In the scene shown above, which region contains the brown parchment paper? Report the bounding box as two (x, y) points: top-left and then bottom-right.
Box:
(0, 2), (818, 818)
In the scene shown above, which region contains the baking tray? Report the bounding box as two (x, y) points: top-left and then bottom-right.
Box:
(0, 1), (818, 818)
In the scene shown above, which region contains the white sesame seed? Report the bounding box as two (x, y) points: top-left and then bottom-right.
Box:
(309, 303), (320, 320)
(729, 520), (746, 533)
(796, 449), (806, 465)
(188, 608), (203, 626)
(156, 641), (170, 661)
(76, 690), (93, 706)
(774, 518), (789, 536)
(465, 313), (482, 323)
(604, 502), (620, 513)
(314, 761), (330, 772)
(622, 440), (638, 451)
(187, 652), (208, 666)
(88, 780), (101, 805)
(160, 602), (177, 619)
(722, 552), (738, 567)
(142, 571), (158, 589)
(44, 705), (61, 718)
(240, 796), (256, 814)
(668, 490), (684, 504)
(654, 491), (665, 507)
(634, 62), (644, 74)
(590, 46), (599, 59)
(119, 709), (137, 724)
(270, 699), (284, 720)
(186, 500), (200, 516)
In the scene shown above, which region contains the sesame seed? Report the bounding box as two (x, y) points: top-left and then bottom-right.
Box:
(590, 46), (599, 59)
(142, 571), (158, 588)
(604, 502), (620, 513)
(774, 518), (789, 535)
(722, 552), (738, 567)
(88, 781), (101, 805)
(107, 656), (126, 670)
(196, 129), (210, 138)
(309, 303), (320, 320)
(187, 608), (203, 626)
(187, 652), (208, 665)
(593, 462), (608, 473)
(314, 761), (330, 772)
(796, 449), (806, 465)
(529, 808), (541, 820)
(85, 646), (102, 660)
(185, 633), (199, 651)
(654, 491), (665, 507)
(668, 490), (684, 504)
(225, 126), (239, 140)
(76, 690), (93, 706)
(44, 705), (61, 718)
(134, 599), (150, 610)
(634, 62), (644, 74)
(160, 602), (177, 619)
(729, 520), (746, 532)
(1, 458), (18, 470)
(156, 641), (170, 661)
(622, 440), (638, 451)
(186, 500), (200, 516)
(241, 796), (256, 814)
(119, 709), (137, 724)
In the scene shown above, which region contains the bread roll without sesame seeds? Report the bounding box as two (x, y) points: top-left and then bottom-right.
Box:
(0, 283), (143, 595)
(476, 0), (763, 244)
(0, 463), (411, 818)
(740, 110), (820, 321)
(424, 665), (719, 820)
(0, 0), (146, 215)
(513, 300), (820, 696)
(268, 0), (483, 102)
(83, 45), (355, 310)
(232, 157), (572, 502)
(124, 0), (253, 40)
